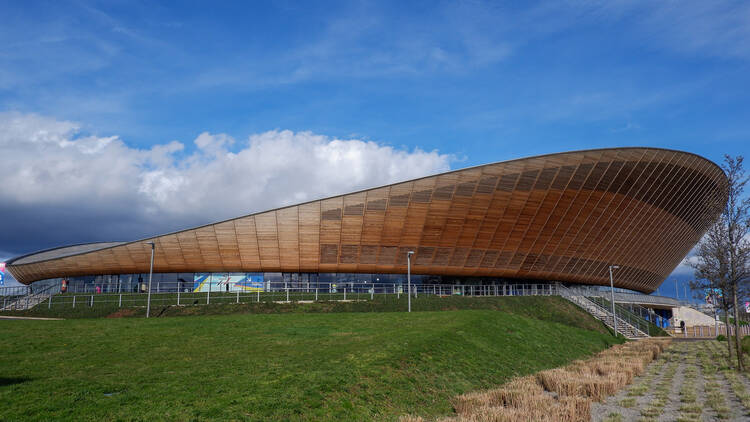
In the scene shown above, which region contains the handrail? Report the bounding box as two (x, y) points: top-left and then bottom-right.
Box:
(588, 296), (653, 336)
(556, 283), (648, 338)
(1, 283), (58, 310)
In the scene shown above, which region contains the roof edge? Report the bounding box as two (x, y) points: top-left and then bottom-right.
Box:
(6, 146), (725, 268)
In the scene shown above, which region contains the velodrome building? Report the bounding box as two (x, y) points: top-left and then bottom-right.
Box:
(5, 147), (727, 296)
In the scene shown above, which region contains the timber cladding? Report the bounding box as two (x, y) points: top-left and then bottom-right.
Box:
(6, 147), (728, 294)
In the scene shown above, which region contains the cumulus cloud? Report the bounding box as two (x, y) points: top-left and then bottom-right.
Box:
(0, 112), (451, 257)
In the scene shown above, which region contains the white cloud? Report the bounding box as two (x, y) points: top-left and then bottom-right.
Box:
(674, 255), (700, 276)
(0, 112), (451, 255)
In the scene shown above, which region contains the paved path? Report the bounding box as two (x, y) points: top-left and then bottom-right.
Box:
(592, 340), (750, 421)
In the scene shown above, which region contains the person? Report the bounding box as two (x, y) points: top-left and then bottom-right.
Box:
(680, 320), (686, 333)
(96, 285), (101, 294)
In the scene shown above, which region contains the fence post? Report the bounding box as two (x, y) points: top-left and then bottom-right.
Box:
(119, 294), (122, 308)
(344, 287), (347, 301)
(48, 293), (52, 309)
(286, 288), (289, 302)
(177, 290), (180, 306)
(73, 296), (76, 308)
(257, 290), (260, 303)
(236, 290), (240, 304)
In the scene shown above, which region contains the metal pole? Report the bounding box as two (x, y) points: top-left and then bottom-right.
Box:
(609, 265), (619, 337)
(146, 242), (155, 318)
(407, 250), (414, 312)
(207, 274), (211, 305)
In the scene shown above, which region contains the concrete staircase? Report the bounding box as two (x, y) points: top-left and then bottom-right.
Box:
(557, 284), (649, 339)
(1, 286), (55, 311)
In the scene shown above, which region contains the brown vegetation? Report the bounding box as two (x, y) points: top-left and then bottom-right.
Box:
(401, 339), (671, 422)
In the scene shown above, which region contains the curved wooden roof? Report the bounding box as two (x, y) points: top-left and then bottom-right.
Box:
(6, 147), (727, 293)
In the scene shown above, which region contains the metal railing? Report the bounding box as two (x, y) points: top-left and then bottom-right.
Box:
(1, 283), (58, 311)
(564, 285), (679, 307)
(557, 283), (649, 338)
(667, 324), (748, 338)
(587, 296), (658, 337)
(26, 282), (562, 312)
(0, 286), (30, 297)
(49, 279), (562, 296)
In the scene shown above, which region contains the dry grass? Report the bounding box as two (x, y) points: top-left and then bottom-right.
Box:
(701, 341), (731, 419)
(402, 339), (671, 422)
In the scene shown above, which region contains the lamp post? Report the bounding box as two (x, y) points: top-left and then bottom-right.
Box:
(407, 251), (414, 313)
(146, 242), (155, 318)
(609, 265), (619, 337)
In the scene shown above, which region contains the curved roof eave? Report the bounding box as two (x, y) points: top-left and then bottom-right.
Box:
(6, 146), (726, 267)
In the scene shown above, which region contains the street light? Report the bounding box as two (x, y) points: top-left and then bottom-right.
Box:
(608, 265), (620, 337)
(146, 242), (155, 318)
(407, 251), (415, 313)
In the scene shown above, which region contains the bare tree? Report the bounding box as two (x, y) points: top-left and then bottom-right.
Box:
(691, 218), (733, 362)
(690, 155), (750, 371)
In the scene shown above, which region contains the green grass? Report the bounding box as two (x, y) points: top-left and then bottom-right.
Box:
(1, 294), (610, 333)
(0, 297), (621, 421)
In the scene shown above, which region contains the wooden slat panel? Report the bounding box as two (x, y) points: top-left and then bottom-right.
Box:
(7, 148), (728, 294)
(254, 211), (280, 271)
(276, 207), (300, 272)
(214, 221), (241, 270)
(298, 202), (320, 272)
(234, 216), (261, 271)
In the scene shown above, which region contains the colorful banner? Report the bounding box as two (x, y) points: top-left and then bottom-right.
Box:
(193, 273), (264, 292)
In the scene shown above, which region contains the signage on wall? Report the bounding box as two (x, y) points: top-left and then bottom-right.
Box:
(193, 273), (264, 292)
(0, 263), (4, 286)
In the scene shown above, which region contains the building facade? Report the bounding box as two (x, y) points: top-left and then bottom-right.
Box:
(5, 147), (728, 294)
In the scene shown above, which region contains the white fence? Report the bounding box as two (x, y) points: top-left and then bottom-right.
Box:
(35, 282), (560, 311)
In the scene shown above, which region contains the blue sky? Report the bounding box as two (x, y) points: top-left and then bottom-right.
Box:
(1, 1), (749, 297)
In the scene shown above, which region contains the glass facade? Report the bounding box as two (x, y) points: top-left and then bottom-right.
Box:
(30, 272), (561, 294)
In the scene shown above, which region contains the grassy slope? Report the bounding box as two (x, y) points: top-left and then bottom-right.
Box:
(0, 298), (620, 421)
(4, 293), (610, 333)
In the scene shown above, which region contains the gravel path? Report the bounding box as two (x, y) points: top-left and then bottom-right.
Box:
(592, 340), (750, 422)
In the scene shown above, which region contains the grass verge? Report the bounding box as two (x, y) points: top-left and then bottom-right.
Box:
(0, 299), (620, 421)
